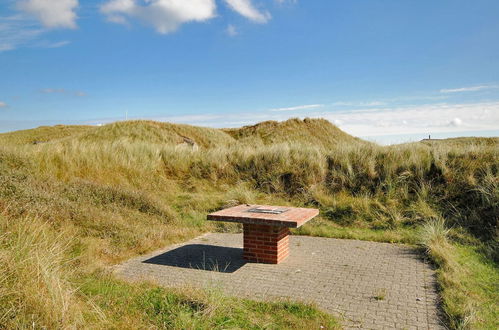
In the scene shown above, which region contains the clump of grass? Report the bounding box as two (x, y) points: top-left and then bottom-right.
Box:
(373, 288), (387, 301)
(0, 214), (88, 328)
(419, 217), (451, 253)
(225, 183), (258, 205)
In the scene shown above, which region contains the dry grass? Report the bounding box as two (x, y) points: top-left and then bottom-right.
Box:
(79, 120), (236, 148)
(0, 124), (93, 146)
(0, 214), (87, 328)
(223, 117), (368, 148)
(419, 217), (451, 252)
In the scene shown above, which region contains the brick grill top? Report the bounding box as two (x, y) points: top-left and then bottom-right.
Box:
(207, 204), (319, 228)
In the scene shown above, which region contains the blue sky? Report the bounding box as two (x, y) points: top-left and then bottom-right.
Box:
(1, 0), (499, 144)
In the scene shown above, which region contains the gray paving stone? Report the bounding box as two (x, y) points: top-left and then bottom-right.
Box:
(114, 233), (445, 329)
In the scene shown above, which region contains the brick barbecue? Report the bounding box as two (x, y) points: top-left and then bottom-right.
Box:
(208, 204), (318, 264)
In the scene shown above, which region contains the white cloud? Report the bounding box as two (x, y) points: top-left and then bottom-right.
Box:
(226, 24), (237, 36)
(40, 88), (86, 96)
(331, 101), (386, 107)
(17, 0), (79, 29)
(0, 101), (8, 108)
(0, 6), (74, 52)
(449, 117), (463, 127)
(42, 40), (70, 48)
(0, 44), (14, 52)
(269, 104), (324, 112)
(224, 0), (271, 23)
(360, 101), (385, 106)
(100, 0), (217, 34)
(40, 88), (66, 93)
(321, 102), (499, 137)
(440, 85), (499, 93)
(0, 16), (44, 52)
(275, 0), (297, 5)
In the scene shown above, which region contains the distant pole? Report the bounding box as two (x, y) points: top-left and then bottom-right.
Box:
(429, 134), (431, 140)
(125, 110), (128, 121)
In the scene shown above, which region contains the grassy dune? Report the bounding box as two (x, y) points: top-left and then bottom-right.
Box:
(0, 124), (92, 145)
(78, 120), (236, 148)
(0, 118), (497, 328)
(223, 118), (368, 147)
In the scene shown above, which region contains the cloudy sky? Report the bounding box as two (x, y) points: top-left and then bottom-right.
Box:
(1, 0), (498, 144)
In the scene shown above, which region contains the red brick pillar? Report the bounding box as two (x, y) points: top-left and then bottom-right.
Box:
(243, 224), (290, 264)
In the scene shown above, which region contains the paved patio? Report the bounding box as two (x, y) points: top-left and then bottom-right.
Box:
(114, 233), (444, 329)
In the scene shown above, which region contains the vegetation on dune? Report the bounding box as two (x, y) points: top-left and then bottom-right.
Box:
(421, 136), (499, 147)
(0, 118), (497, 328)
(224, 117), (368, 147)
(0, 124), (92, 146)
(78, 120), (236, 148)
(0, 215), (85, 328)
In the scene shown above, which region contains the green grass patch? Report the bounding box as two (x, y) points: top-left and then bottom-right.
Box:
(79, 273), (339, 329)
(419, 219), (498, 329)
(295, 218), (418, 244)
(433, 243), (499, 329)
